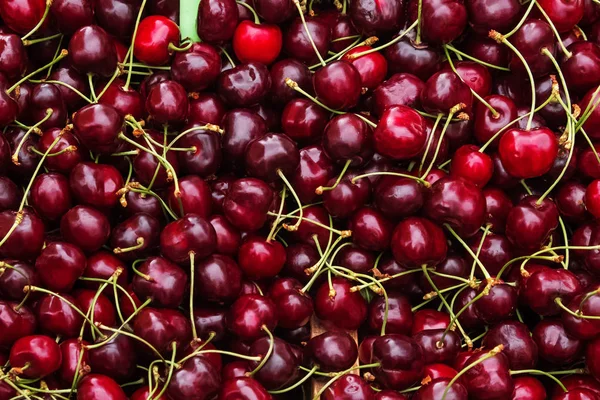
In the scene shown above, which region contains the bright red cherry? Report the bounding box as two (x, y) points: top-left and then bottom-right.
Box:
(373, 105), (427, 160)
(450, 144), (493, 187)
(498, 128), (558, 179)
(233, 20), (282, 65)
(134, 16), (180, 66)
(342, 45), (388, 90)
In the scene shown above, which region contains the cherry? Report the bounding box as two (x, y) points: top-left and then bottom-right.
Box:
(72, 103), (123, 154)
(0, 177), (20, 212)
(475, 281), (518, 323)
(284, 16), (330, 65)
(390, 217), (447, 268)
(450, 144), (493, 187)
(97, 80), (144, 120)
(505, 195), (559, 251)
(0, 301), (36, 348)
(554, 389), (600, 400)
(421, 70), (473, 114)
(281, 98), (328, 144)
(220, 377), (272, 399)
(420, 254), (468, 290)
(160, 214), (217, 264)
(509, 19), (556, 78)
(47, 66), (87, 112)
(228, 294), (278, 341)
(187, 93), (226, 125)
(223, 177), (273, 232)
(315, 277), (367, 330)
(248, 336), (299, 390)
(498, 127), (558, 179)
(0, 74), (18, 126)
(466, 0), (521, 32)
(94, 0), (140, 39)
(197, 0), (239, 43)
(463, 350), (513, 399)
(371, 334), (424, 390)
(218, 62), (271, 107)
(131, 256), (187, 307)
(373, 176), (424, 220)
(0, 33), (27, 79)
(384, 32), (442, 81)
(167, 176), (211, 218)
(132, 307), (191, 355)
(171, 43), (221, 91)
(0, 208), (45, 261)
(483, 188), (513, 232)
(533, 319), (583, 365)
(61, 206), (111, 253)
(77, 374), (128, 400)
(58, 338), (89, 384)
(537, 0), (584, 33)
(323, 113), (374, 166)
(422, 364), (458, 381)
(415, 329), (461, 365)
(26, 83), (68, 130)
(222, 109), (267, 167)
(562, 42), (600, 96)
(238, 236), (286, 280)
(342, 45), (388, 90)
(233, 20), (282, 65)
(270, 59), (311, 104)
(313, 61), (362, 110)
(291, 145), (335, 204)
(0, 260), (37, 301)
(467, 232), (513, 276)
(192, 254), (241, 303)
(36, 293), (82, 338)
(244, 133), (300, 182)
(133, 16), (180, 66)
(282, 243), (319, 283)
(146, 80), (189, 124)
(522, 268), (582, 316)
(76, 289), (116, 328)
(334, 244), (375, 274)
(414, 378), (468, 400)
(464, 37), (510, 67)
(192, 307), (227, 342)
(110, 213), (160, 261)
(68, 25), (118, 77)
(372, 73), (424, 117)
(348, 0), (404, 34)
(452, 287), (481, 329)
(9, 335), (62, 378)
(252, 0), (293, 23)
(349, 207), (394, 252)
(88, 334), (137, 383)
(554, 375), (600, 398)
(512, 376), (547, 400)
(561, 291), (600, 339)
(473, 95), (518, 147)
(408, 0), (467, 44)
(373, 105), (427, 160)
(307, 331), (358, 372)
(208, 215), (241, 257)
(131, 386), (168, 400)
(82, 251), (127, 288)
(34, 241), (86, 292)
(323, 374), (376, 400)
(30, 172), (72, 221)
(368, 293), (413, 335)
(175, 125), (222, 178)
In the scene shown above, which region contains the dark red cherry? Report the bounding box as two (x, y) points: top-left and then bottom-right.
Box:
(450, 144), (493, 187)
(270, 59), (311, 104)
(587, 337), (600, 383)
(282, 243), (319, 283)
(557, 181), (588, 222)
(283, 17), (330, 65)
(323, 374), (376, 400)
(160, 214), (216, 264)
(464, 37), (510, 67)
(349, 207), (394, 252)
(334, 244), (375, 274)
(482, 188), (513, 232)
(193, 307), (227, 342)
(490, 152), (518, 188)
(421, 70), (473, 114)
(222, 109), (267, 167)
(253, 0), (293, 23)
(208, 215), (241, 256)
(223, 177), (273, 232)
(68, 25), (118, 77)
(72, 104), (123, 154)
(132, 256), (188, 308)
(313, 61), (361, 110)
(34, 242), (85, 292)
(466, 0), (521, 32)
(522, 268), (582, 316)
(75, 289), (116, 329)
(408, 0), (467, 44)
(373, 105), (427, 160)
(533, 319), (583, 365)
(554, 375), (600, 398)
(110, 213), (160, 261)
(36, 293), (82, 338)
(168, 175), (212, 218)
(463, 350), (513, 399)
(82, 251), (127, 288)
(30, 173), (72, 221)
(508, 19), (556, 78)
(281, 98), (329, 144)
(146, 80), (189, 124)
(9, 335), (62, 378)
(0, 177), (19, 212)
(61, 206), (110, 253)
(193, 254), (242, 303)
(323, 113), (374, 166)
(372, 73), (424, 117)
(187, 93), (226, 125)
(315, 277), (367, 330)
(554, 389), (600, 400)
(245, 133), (299, 182)
(51, 0), (94, 34)
(0, 208), (44, 261)
(511, 376), (546, 400)
(133, 140), (180, 190)
(176, 125), (222, 178)
(561, 291), (600, 339)
(323, 174), (372, 219)
(94, 0), (140, 39)
(171, 43), (221, 91)
(562, 42), (600, 96)
(133, 16), (180, 66)
(348, 0), (404, 34)
(368, 293), (413, 335)
(88, 334), (136, 383)
(373, 176), (424, 220)
(218, 62), (271, 107)
(475, 281), (518, 323)
(77, 374), (127, 400)
(329, 14), (358, 53)
(391, 217), (447, 268)
(0, 301), (36, 348)
(384, 32), (442, 81)
(0, 0), (45, 34)
(238, 236), (286, 280)
(122, 189), (162, 220)
(424, 176), (487, 238)
(505, 195), (559, 251)
(132, 307), (191, 356)
(422, 364), (458, 381)
(537, 0), (584, 33)
(0, 33), (27, 79)
(228, 294), (277, 341)
(197, 0), (239, 43)
(0, 260), (37, 301)
(412, 309), (451, 335)
(26, 83), (68, 130)
(38, 128), (82, 174)
(466, 232), (513, 277)
(308, 331), (358, 372)
(473, 95), (518, 147)
(58, 338), (89, 384)
(97, 80), (144, 120)
(420, 254), (468, 290)
(483, 320), (538, 369)
(371, 334), (424, 390)
(248, 336), (299, 390)
(0, 75), (18, 126)
(291, 145), (335, 204)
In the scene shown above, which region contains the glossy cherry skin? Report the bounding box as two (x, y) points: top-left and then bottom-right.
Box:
(176, 126), (222, 178)
(315, 277), (367, 330)
(131, 386), (169, 400)
(390, 217), (447, 268)
(30, 173), (72, 221)
(36, 293), (82, 338)
(193, 254), (242, 303)
(449, 144), (493, 187)
(160, 214), (217, 264)
(133, 134), (179, 188)
(463, 351), (513, 399)
(219, 377), (272, 400)
(424, 176), (487, 238)
(580, 88), (600, 140)
(68, 25), (118, 77)
(132, 256), (188, 308)
(554, 388), (600, 400)
(82, 251), (127, 288)
(34, 242), (86, 292)
(407, 0), (467, 44)
(473, 95), (518, 147)
(561, 291), (600, 339)
(533, 319), (583, 365)
(0, 177), (19, 212)
(587, 180), (600, 218)
(282, 243), (318, 283)
(349, 207), (394, 252)
(475, 282), (518, 323)
(72, 103), (123, 154)
(313, 61), (361, 110)
(97, 80), (144, 120)
(373, 176), (423, 220)
(483, 188), (513, 232)
(132, 307), (191, 356)
(562, 42), (600, 96)
(206, 215), (240, 257)
(498, 127), (558, 179)
(218, 62), (271, 107)
(414, 329), (461, 365)
(51, 0), (94, 34)
(505, 196), (559, 251)
(94, 0), (140, 38)
(466, 0), (521, 32)
(60, 206), (110, 253)
(270, 59), (311, 104)
(537, 0), (584, 32)
(307, 331), (358, 372)
(171, 43), (221, 91)
(222, 109), (267, 167)
(384, 31), (442, 81)
(323, 114), (373, 166)
(368, 293), (413, 335)
(281, 98), (328, 144)
(0, 208), (44, 261)
(188, 93), (226, 125)
(75, 289), (116, 329)
(110, 213), (160, 261)
(554, 375), (600, 398)
(348, 0), (404, 34)
(284, 17), (330, 65)
(168, 175), (212, 218)
(223, 177), (273, 232)
(511, 376), (547, 400)
(197, 0), (239, 43)
(238, 236), (286, 280)
(323, 374), (376, 400)
(342, 45), (388, 90)
(26, 83), (68, 130)
(245, 133), (299, 182)
(0, 261), (38, 301)
(0, 33), (27, 79)
(76, 374), (128, 400)
(291, 145), (335, 204)
(414, 378), (468, 400)
(509, 19), (556, 78)
(372, 73), (424, 117)
(58, 338), (89, 384)
(0, 0), (45, 34)
(133, 16), (180, 66)
(374, 105), (427, 160)
(48, 65), (88, 110)
(421, 70), (473, 114)
(271, 288), (313, 329)
(88, 333), (137, 383)
(0, 302), (36, 348)
(146, 80), (189, 124)
(36, 128), (83, 174)
(371, 334), (424, 390)
(0, 75), (18, 126)
(233, 20), (282, 65)
(522, 268), (582, 316)
(333, 244), (375, 275)
(9, 335), (62, 379)
(228, 294), (278, 341)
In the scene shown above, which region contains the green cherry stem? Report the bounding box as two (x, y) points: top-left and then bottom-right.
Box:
(269, 365), (319, 394)
(503, 0), (536, 39)
(444, 224), (492, 280)
(346, 19), (418, 59)
(124, 0), (148, 90)
(510, 369), (567, 392)
(20, 0), (52, 42)
(247, 326), (275, 376)
(316, 159), (352, 194)
(535, 2), (572, 58)
(445, 44), (510, 71)
(419, 113), (443, 173)
(7, 49), (69, 94)
(11, 109), (53, 166)
(293, 0), (326, 67)
(351, 171), (430, 187)
(189, 251), (198, 340)
(236, 1), (261, 24)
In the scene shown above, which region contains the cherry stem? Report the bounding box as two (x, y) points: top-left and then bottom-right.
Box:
(309, 36), (363, 69)
(30, 79), (93, 103)
(113, 236), (144, 254)
(503, 0), (535, 39)
(29, 143), (77, 158)
(516, 244), (600, 277)
(419, 113), (443, 173)
(87, 73), (98, 102)
(415, 0), (423, 44)
(470, 224), (491, 282)
(270, 211), (350, 237)
(510, 369), (567, 392)
(293, 0), (326, 67)
(535, 3), (572, 58)
(236, 1), (261, 24)
(99, 324), (168, 362)
(7, 49), (68, 94)
(555, 297), (600, 320)
(347, 19), (418, 59)
(68, 341), (87, 396)
(277, 169), (304, 232)
(20, 0), (52, 42)
(420, 105), (461, 179)
(351, 171), (430, 187)
(444, 224), (492, 280)
(220, 46), (236, 68)
(445, 45), (510, 71)
(301, 235), (346, 293)
(189, 251), (198, 340)
(316, 159), (352, 194)
(23, 32), (62, 47)
(247, 325), (274, 377)
(87, 275), (117, 341)
(0, 211), (23, 250)
(45, 35), (64, 79)
(131, 259), (151, 281)
(352, 268), (424, 292)
(577, 86), (600, 131)
(267, 187), (287, 242)
(578, 288), (600, 312)
(124, 0), (148, 90)
(314, 363), (381, 399)
(441, 345), (504, 400)
(12, 109), (53, 166)
(166, 124), (223, 151)
(270, 365), (319, 394)
(168, 41), (193, 53)
(127, 183), (179, 220)
(154, 342), (177, 399)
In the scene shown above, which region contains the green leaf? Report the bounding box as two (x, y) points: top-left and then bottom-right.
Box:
(180, 0), (202, 42)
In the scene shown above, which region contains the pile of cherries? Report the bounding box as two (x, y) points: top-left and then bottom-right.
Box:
(3, 0), (600, 399)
